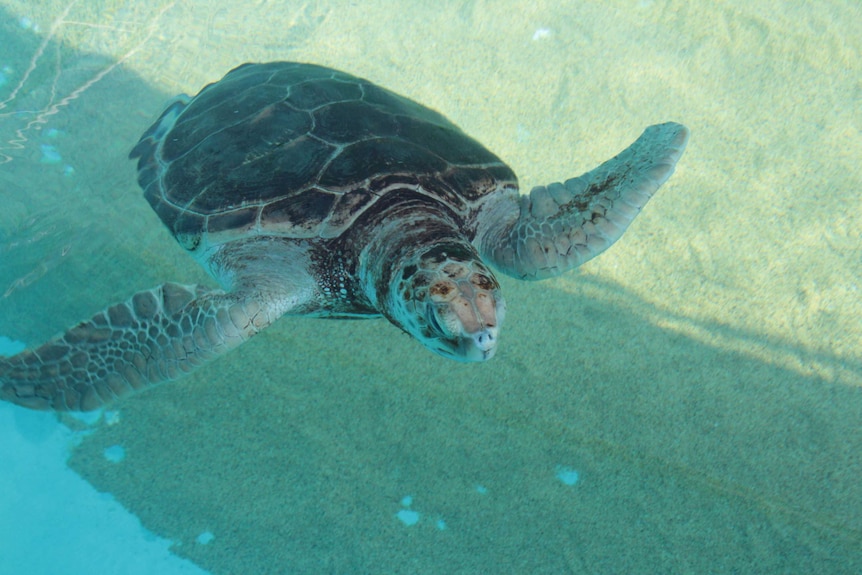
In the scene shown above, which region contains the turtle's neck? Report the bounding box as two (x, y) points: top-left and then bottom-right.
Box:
(356, 197), (475, 319)
(353, 190), (506, 362)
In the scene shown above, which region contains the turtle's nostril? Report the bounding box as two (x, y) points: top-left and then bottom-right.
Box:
(474, 329), (496, 351)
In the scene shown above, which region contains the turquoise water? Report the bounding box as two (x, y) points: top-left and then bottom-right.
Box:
(1, 1), (861, 573)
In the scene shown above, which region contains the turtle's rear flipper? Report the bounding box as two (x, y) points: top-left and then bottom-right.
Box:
(0, 282), (276, 411)
(484, 122), (689, 280)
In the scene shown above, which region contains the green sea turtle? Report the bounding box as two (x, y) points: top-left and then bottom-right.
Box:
(0, 62), (688, 411)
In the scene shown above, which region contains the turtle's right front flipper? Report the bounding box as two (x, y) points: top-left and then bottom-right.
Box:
(0, 282), (277, 411)
(482, 122), (689, 280)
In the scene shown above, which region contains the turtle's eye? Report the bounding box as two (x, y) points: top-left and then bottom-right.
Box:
(472, 273), (496, 291)
(429, 280), (457, 303)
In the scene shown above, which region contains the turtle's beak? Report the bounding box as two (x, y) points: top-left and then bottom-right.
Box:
(424, 271), (506, 363)
(455, 322), (501, 362)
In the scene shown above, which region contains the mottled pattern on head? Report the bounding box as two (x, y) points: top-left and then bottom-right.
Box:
(394, 242), (504, 362)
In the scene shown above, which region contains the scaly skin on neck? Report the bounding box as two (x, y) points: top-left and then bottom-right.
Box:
(359, 202), (506, 362)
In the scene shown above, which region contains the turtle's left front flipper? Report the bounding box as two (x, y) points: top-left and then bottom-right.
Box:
(0, 282), (284, 412)
(481, 122), (689, 280)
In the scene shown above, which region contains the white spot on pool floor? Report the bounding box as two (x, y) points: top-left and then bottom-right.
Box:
(40, 144), (62, 164)
(104, 410), (121, 426)
(396, 494), (420, 526)
(555, 466), (580, 486)
(103, 445), (125, 463)
(396, 509), (420, 526)
(532, 27), (552, 41)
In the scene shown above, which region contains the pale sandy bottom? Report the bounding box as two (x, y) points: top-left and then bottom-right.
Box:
(0, 0), (860, 573)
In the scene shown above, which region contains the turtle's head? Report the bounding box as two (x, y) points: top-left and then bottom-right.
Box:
(389, 243), (506, 362)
